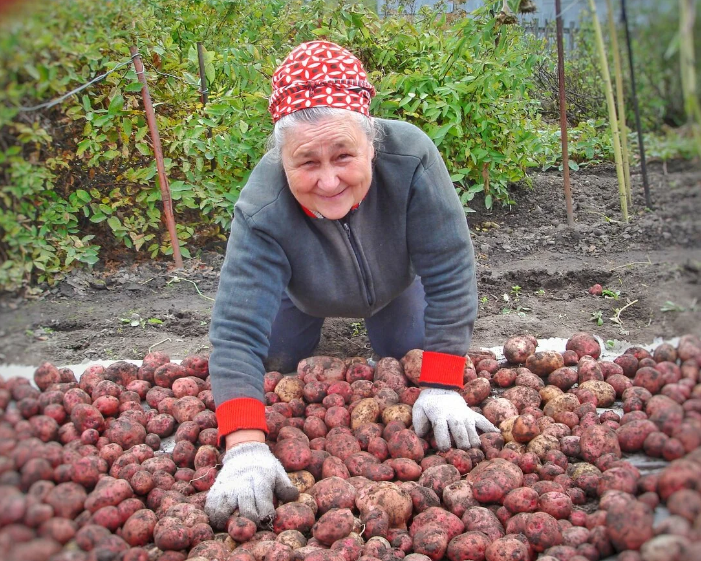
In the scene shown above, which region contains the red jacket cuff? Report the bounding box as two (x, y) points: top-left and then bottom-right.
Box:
(216, 397), (268, 443)
(419, 351), (466, 390)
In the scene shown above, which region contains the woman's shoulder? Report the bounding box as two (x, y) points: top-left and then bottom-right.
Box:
(235, 154), (296, 221)
(375, 118), (437, 162)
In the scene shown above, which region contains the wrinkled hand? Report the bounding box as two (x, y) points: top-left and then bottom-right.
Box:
(205, 442), (299, 527)
(412, 388), (500, 451)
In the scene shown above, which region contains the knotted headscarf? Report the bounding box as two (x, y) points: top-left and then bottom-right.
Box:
(268, 41), (376, 123)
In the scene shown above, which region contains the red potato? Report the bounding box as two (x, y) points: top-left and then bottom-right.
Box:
(633, 367), (665, 395)
(227, 516), (257, 542)
(411, 526), (449, 561)
(70, 403), (105, 434)
(566, 332), (601, 360)
(482, 398), (519, 426)
(105, 416), (147, 448)
(503, 335), (537, 365)
(299, 356), (347, 382)
(657, 459), (701, 500)
(538, 492), (573, 519)
(526, 351), (564, 377)
(616, 420), (659, 453)
(485, 536), (530, 561)
(524, 511), (563, 552)
(310, 476), (357, 514)
(373, 357), (409, 392)
(181, 354), (209, 378)
(446, 531), (491, 561)
(153, 363), (187, 388)
(312, 508), (355, 545)
(34, 362), (62, 391)
(386, 458), (422, 481)
(606, 500), (654, 552)
(461, 507), (504, 542)
(346, 363), (375, 384)
(461, 378), (491, 406)
(153, 517), (191, 551)
(84, 477), (134, 512)
(579, 425), (621, 464)
(273, 502), (316, 534)
(548, 368), (578, 391)
(361, 508), (390, 538)
(504, 486), (539, 513)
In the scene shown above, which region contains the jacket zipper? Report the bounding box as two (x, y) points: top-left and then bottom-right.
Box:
(341, 217), (374, 307)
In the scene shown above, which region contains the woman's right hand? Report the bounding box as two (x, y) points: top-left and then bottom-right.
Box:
(204, 441), (299, 527)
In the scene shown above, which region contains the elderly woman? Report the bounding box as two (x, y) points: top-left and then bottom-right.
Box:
(205, 41), (498, 526)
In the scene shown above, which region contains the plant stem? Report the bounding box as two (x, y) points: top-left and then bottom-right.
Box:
(680, 0), (701, 157)
(606, 0), (632, 207)
(588, 0), (628, 222)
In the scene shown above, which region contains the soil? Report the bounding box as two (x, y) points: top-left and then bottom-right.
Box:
(1, 159), (699, 367)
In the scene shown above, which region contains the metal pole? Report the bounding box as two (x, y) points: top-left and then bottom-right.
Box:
(621, 0), (652, 209)
(555, 0), (574, 227)
(130, 46), (184, 269)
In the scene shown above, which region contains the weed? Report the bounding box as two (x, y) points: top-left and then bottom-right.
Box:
(602, 288), (621, 300)
(350, 321), (367, 337)
(591, 310), (604, 326)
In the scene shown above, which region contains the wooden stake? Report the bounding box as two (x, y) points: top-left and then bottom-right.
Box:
(606, 0), (632, 207)
(588, 0), (628, 223)
(555, 0), (574, 227)
(130, 46), (184, 269)
(621, 0), (651, 208)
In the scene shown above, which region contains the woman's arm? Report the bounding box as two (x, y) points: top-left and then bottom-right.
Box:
(208, 207), (292, 442)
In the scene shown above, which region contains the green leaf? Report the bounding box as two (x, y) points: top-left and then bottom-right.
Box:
(75, 190), (91, 203)
(122, 117), (133, 138)
(108, 94), (124, 114)
(76, 139), (92, 156)
(107, 216), (122, 230)
(125, 81), (144, 92)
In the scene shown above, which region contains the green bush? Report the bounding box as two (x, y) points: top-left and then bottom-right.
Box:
(0, 0), (550, 290)
(0, 0), (694, 292)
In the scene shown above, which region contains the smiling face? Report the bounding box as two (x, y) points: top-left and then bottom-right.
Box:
(281, 115), (374, 220)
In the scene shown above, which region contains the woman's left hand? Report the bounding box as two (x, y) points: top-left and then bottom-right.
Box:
(412, 388), (500, 451)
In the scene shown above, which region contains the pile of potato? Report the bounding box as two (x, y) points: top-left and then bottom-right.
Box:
(0, 333), (700, 561)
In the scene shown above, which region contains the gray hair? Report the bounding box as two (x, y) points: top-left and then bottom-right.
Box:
(266, 107), (380, 162)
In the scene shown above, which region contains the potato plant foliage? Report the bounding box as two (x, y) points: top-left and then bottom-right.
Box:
(0, 0), (694, 291)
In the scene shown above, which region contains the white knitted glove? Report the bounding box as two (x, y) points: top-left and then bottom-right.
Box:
(412, 388), (500, 451)
(205, 442), (299, 527)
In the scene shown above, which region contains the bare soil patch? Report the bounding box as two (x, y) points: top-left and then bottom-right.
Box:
(1, 160), (699, 366)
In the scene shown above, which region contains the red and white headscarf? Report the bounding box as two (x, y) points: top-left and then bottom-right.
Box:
(268, 41), (376, 123)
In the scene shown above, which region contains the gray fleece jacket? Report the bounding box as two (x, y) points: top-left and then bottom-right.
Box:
(209, 118), (477, 415)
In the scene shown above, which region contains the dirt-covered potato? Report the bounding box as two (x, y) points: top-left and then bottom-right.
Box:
(526, 351), (564, 377)
(579, 381), (615, 407)
(482, 398), (519, 426)
(382, 404), (412, 426)
(547, 368), (578, 391)
(542, 394), (580, 418)
(461, 378), (491, 406)
(503, 335), (537, 365)
(298, 356), (347, 382)
(274, 376), (305, 403)
(503, 386), (541, 412)
(579, 425), (621, 464)
(356, 481), (413, 529)
(466, 458), (523, 504)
